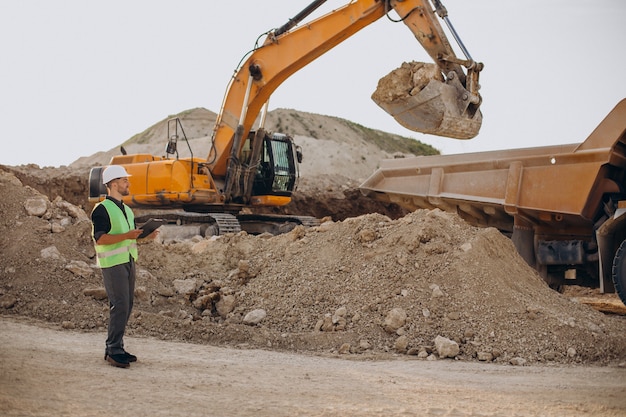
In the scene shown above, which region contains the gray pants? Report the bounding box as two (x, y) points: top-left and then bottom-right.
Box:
(101, 259), (135, 355)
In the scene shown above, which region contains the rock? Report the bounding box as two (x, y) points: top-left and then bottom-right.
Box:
(238, 259), (250, 273)
(567, 347), (577, 358)
(447, 311), (461, 320)
(477, 351), (493, 362)
(358, 228), (377, 243)
(137, 269), (155, 281)
(383, 308), (407, 333)
(320, 313), (334, 332)
(226, 261), (253, 284)
(332, 315), (347, 331)
(434, 335), (459, 359)
(395, 335), (409, 353)
(173, 279), (198, 296)
(134, 286), (149, 301)
(430, 284), (444, 298)
(65, 260), (93, 277)
(358, 339), (372, 351)
(510, 357), (527, 366)
(243, 309), (266, 325)
(372, 62), (443, 102)
(176, 309), (191, 320)
(24, 197), (48, 217)
(0, 295), (17, 309)
(156, 286), (175, 297)
(338, 343), (351, 354)
(61, 321), (75, 329)
(41, 246), (64, 261)
(335, 306), (347, 317)
(190, 240), (212, 254)
(216, 294), (236, 317)
(314, 318), (323, 331)
(55, 199), (88, 220)
(410, 62), (443, 94)
(192, 295), (212, 310)
(83, 287), (108, 300)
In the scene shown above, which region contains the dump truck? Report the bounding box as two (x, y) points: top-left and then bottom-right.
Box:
(361, 98), (626, 305)
(88, 0), (483, 235)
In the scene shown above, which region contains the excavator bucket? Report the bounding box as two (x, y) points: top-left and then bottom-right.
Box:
(372, 62), (482, 140)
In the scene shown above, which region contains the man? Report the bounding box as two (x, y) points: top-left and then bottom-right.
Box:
(91, 165), (157, 368)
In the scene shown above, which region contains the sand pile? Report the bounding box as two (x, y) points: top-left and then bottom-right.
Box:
(1, 168), (625, 365)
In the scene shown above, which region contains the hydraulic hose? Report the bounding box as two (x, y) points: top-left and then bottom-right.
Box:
(274, 0), (328, 37)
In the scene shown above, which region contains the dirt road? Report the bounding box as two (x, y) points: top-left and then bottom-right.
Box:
(1, 318), (625, 417)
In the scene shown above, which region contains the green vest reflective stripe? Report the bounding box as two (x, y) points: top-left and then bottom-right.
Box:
(93, 198), (138, 268)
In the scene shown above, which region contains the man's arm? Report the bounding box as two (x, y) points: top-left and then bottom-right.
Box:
(96, 229), (143, 245)
(92, 204), (142, 244)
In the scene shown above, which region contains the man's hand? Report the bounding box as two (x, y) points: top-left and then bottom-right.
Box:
(126, 229), (143, 239)
(140, 229), (160, 241)
(96, 229), (143, 245)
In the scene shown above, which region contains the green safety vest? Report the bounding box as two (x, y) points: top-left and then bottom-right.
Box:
(92, 198), (138, 268)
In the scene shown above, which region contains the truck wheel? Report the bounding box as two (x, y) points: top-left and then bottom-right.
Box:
(611, 239), (626, 305)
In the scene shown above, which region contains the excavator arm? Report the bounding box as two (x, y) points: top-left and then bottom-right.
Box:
(208, 0), (483, 184)
(88, 0), (483, 236)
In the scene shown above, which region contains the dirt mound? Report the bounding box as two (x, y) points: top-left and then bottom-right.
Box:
(69, 107), (438, 184)
(372, 61), (443, 103)
(0, 165), (407, 224)
(2, 168), (625, 365)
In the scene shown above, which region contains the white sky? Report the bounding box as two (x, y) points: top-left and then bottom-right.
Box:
(1, 1), (625, 167)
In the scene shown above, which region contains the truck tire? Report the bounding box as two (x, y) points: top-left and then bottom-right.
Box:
(611, 239), (626, 305)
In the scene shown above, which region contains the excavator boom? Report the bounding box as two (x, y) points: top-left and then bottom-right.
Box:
(208, 0), (483, 179)
(89, 0), (482, 237)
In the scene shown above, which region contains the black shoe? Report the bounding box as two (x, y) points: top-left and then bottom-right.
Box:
(104, 353), (130, 368)
(123, 351), (137, 363)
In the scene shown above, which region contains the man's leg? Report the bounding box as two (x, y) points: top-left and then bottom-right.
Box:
(122, 259), (138, 362)
(127, 258), (136, 326)
(102, 262), (132, 356)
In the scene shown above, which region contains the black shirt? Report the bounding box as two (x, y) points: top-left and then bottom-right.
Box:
(91, 196), (134, 242)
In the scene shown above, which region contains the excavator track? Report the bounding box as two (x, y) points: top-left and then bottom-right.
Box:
(236, 213), (321, 235)
(135, 210), (322, 237)
(135, 210), (241, 235)
(207, 213), (242, 234)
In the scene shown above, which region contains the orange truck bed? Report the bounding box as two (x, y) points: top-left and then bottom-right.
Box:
(361, 99), (626, 302)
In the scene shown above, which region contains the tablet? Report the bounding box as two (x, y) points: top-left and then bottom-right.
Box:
(138, 218), (166, 238)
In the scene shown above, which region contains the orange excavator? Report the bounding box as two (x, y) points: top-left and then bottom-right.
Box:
(89, 0), (483, 235)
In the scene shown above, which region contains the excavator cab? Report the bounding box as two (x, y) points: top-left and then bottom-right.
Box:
(224, 129), (301, 206)
(252, 133), (300, 198)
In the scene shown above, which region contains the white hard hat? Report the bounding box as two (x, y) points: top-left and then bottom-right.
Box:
(102, 165), (131, 184)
